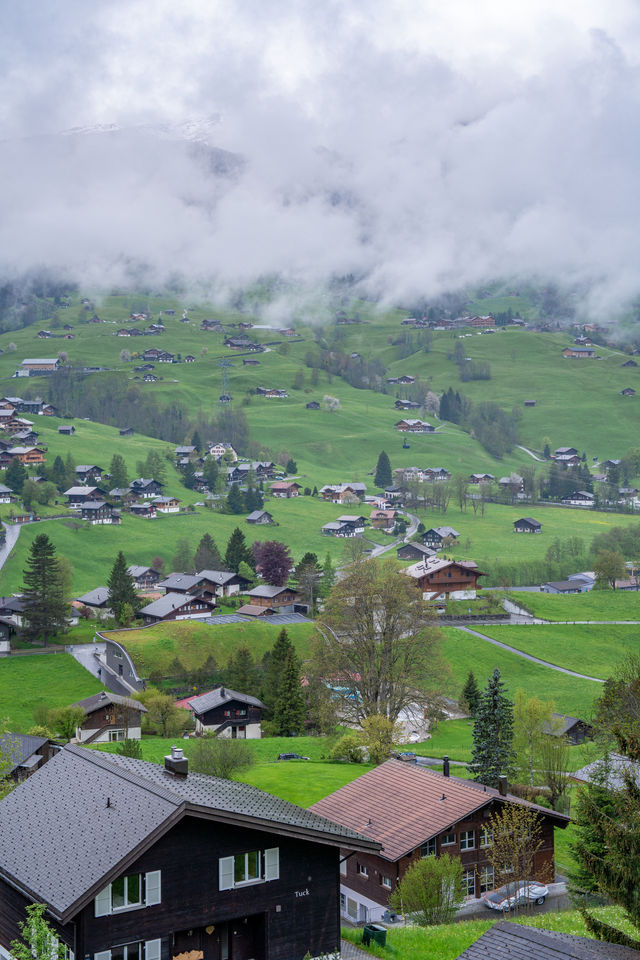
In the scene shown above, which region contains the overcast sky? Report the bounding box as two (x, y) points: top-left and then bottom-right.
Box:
(1, 0), (639, 316)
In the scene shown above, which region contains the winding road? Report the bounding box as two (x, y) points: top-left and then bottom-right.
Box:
(0, 522), (21, 572)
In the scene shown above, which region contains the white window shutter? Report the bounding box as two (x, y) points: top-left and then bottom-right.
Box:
(145, 870), (161, 906)
(219, 856), (234, 891)
(94, 952), (111, 960)
(94, 886), (111, 917)
(264, 847), (279, 881)
(145, 941), (161, 960)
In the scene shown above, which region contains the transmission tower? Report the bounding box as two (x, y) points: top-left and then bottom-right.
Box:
(217, 357), (233, 407)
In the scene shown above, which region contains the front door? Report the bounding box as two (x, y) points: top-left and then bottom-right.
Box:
(174, 924), (230, 960)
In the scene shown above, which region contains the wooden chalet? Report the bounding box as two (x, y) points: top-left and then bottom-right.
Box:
(72, 691), (147, 743)
(270, 481), (301, 498)
(153, 496), (181, 513)
(127, 565), (161, 589)
(513, 517), (542, 534)
(0, 746), (378, 960)
(187, 687), (266, 738)
(158, 570), (251, 600)
(319, 482), (366, 503)
(311, 759), (567, 923)
(246, 510), (274, 525)
(1, 446), (45, 465)
(396, 542), (436, 562)
(621, 387), (636, 396)
(240, 585), (300, 615)
(129, 502), (157, 519)
(422, 526), (460, 549)
(19, 358), (60, 374)
(563, 345), (595, 358)
(543, 713), (594, 745)
(0, 733), (57, 783)
(394, 419), (434, 433)
(119, 427), (134, 437)
(561, 490), (594, 507)
(406, 556), (484, 600)
(129, 478), (164, 498)
(469, 473), (495, 484)
(81, 501), (118, 525)
(138, 592), (216, 624)
(76, 464), (104, 483)
(58, 424), (75, 435)
(370, 509), (397, 530)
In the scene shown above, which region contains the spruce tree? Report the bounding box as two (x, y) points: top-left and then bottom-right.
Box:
(107, 551), (138, 625)
(173, 538), (194, 572)
(226, 645), (256, 691)
(374, 450), (392, 488)
(193, 533), (223, 571)
(21, 534), (69, 645)
(225, 528), (253, 573)
(109, 453), (128, 490)
(320, 553), (336, 597)
(203, 457), (219, 491)
(5, 459), (27, 495)
(273, 648), (306, 735)
(50, 455), (67, 490)
(263, 628), (295, 714)
(461, 670), (481, 716)
(64, 453), (76, 488)
(182, 462), (196, 490)
(469, 668), (515, 787)
(226, 483), (245, 514)
(191, 429), (202, 452)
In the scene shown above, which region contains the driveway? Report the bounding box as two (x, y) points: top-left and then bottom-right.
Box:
(0, 522), (21, 572)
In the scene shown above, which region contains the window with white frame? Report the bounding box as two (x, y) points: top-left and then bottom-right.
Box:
(441, 832), (457, 846)
(94, 871), (161, 917)
(463, 869), (476, 898)
(479, 827), (493, 848)
(108, 730), (125, 742)
(357, 862), (369, 877)
(380, 875), (392, 889)
(347, 898), (358, 920)
(421, 838), (437, 857)
(479, 865), (494, 893)
(460, 830), (475, 850)
(94, 940), (160, 960)
(218, 847), (279, 890)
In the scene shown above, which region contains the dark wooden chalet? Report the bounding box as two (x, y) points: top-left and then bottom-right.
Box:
(543, 713), (594, 745)
(244, 585), (300, 613)
(396, 542), (436, 562)
(129, 478), (164, 498)
(64, 486), (104, 508)
(0, 733), (57, 782)
(138, 592), (216, 624)
(119, 427), (134, 437)
(129, 502), (157, 519)
(422, 526), (460, 549)
(76, 464), (104, 483)
(246, 510), (274, 525)
(188, 687), (266, 738)
(513, 517), (542, 534)
(270, 481), (301, 498)
(457, 921), (640, 960)
(406, 557), (485, 600)
(58, 424), (75, 435)
(311, 759), (568, 923)
(0, 746), (379, 960)
(127, 565), (161, 589)
(72, 692), (148, 744)
(81, 501), (117, 525)
(157, 570), (251, 600)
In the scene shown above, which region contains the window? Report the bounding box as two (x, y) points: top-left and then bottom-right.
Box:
(108, 730), (125, 742)
(111, 944), (142, 960)
(340, 893), (346, 910)
(479, 827), (493, 848)
(441, 833), (457, 846)
(357, 863), (369, 877)
(479, 865), (494, 894)
(94, 871), (160, 917)
(463, 869), (476, 898)
(218, 847), (279, 890)
(94, 941), (160, 960)
(421, 838), (437, 857)
(347, 898), (358, 920)
(380, 875), (392, 889)
(460, 830), (475, 851)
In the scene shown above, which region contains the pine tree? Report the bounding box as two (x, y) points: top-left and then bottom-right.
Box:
(107, 551), (138, 625)
(273, 648), (306, 735)
(109, 453), (128, 490)
(244, 485), (259, 511)
(173, 538), (194, 572)
(263, 628), (295, 714)
(225, 528), (253, 573)
(320, 553), (336, 597)
(375, 450), (392, 488)
(461, 670), (481, 716)
(64, 453), (76, 488)
(203, 457), (219, 491)
(50, 455), (67, 490)
(5, 459), (27, 495)
(226, 645), (256, 691)
(191, 429), (202, 452)
(469, 668), (516, 787)
(226, 483), (245, 514)
(182, 462), (196, 490)
(21, 534), (69, 645)
(193, 533), (223, 571)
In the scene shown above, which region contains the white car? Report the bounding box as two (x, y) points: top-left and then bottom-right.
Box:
(483, 880), (549, 911)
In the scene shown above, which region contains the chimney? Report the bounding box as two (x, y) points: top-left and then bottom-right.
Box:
(164, 745), (188, 778)
(442, 756), (450, 778)
(498, 775), (508, 797)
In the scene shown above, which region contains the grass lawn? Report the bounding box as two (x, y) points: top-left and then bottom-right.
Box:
(508, 590), (640, 621)
(477, 623), (640, 681)
(99, 619), (319, 677)
(94, 735), (373, 806)
(0, 653), (104, 730)
(342, 906), (640, 960)
(440, 627), (601, 717)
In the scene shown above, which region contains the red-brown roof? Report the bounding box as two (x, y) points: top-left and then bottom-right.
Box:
(310, 759), (568, 862)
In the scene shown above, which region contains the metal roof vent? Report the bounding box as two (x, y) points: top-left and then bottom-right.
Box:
(164, 745), (188, 778)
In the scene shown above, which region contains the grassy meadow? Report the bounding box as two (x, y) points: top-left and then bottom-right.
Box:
(0, 653), (104, 729)
(509, 589), (640, 621)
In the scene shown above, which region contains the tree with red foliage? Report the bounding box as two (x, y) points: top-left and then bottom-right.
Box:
(252, 540), (293, 586)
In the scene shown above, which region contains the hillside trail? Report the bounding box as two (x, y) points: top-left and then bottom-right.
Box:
(453, 624), (604, 683)
(516, 444), (545, 462)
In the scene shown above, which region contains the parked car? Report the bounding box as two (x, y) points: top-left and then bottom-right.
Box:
(483, 880), (549, 911)
(278, 753), (310, 761)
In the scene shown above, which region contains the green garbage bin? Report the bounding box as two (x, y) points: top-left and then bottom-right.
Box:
(364, 924), (387, 947)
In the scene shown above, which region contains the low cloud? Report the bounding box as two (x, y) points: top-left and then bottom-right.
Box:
(1, 1), (640, 320)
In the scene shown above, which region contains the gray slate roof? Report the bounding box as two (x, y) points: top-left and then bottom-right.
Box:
(127, 565), (153, 578)
(248, 584), (293, 598)
(157, 573), (202, 591)
(0, 733), (48, 776)
(572, 753), (640, 790)
(0, 745), (378, 922)
(72, 692), (147, 716)
(198, 569), (245, 585)
(189, 686), (265, 716)
(76, 586), (110, 607)
(457, 921), (640, 959)
(139, 592), (209, 618)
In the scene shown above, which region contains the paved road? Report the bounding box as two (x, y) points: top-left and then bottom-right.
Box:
(367, 512), (420, 558)
(453, 625), (605, 683)
(516, 444), (545, 462)
(0, 522), (21, 572)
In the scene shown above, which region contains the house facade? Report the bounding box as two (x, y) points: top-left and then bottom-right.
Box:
(72, 692), (147, 743)
(188, 687), (266, 739)
(270, 481), (301, 498)
(311, 759), (568, 924)
(138, 592), (216, 624)
(513, 518), (541, 534)
(0, 746), (378, 960)
(406, 557), (484, 600)
(422, 526), (460, 549)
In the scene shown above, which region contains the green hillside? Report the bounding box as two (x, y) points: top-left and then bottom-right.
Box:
(0, 654), (104, 729)
(508, 589), (640, 621)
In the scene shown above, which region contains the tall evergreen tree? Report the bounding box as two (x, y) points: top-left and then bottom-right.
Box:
(5, 459), (27, 495)
(107, 551), (138, 625)
(50, 455), (67, 490)
(226, 645), (256, 691)
(226, 483), (245, 514)
(191, 429), (202, 452)
(461, 670), (481, 716)
(225, 528), (253, 573)
(173, 537), (194, 572)
(272, 648), (306, 735)
(109, 454), (128, 490)
(21, 534), (69, 645)
(193, 533), (223, 571)
(374, 450), (392, 488)
(64, 453), (76, 488)
(203, 457), (219, 491)
(182, 462), (196, 490)
(320, 552), (336, 597)
(469, 668), (516, 787)
(263, 629), (295, 714)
